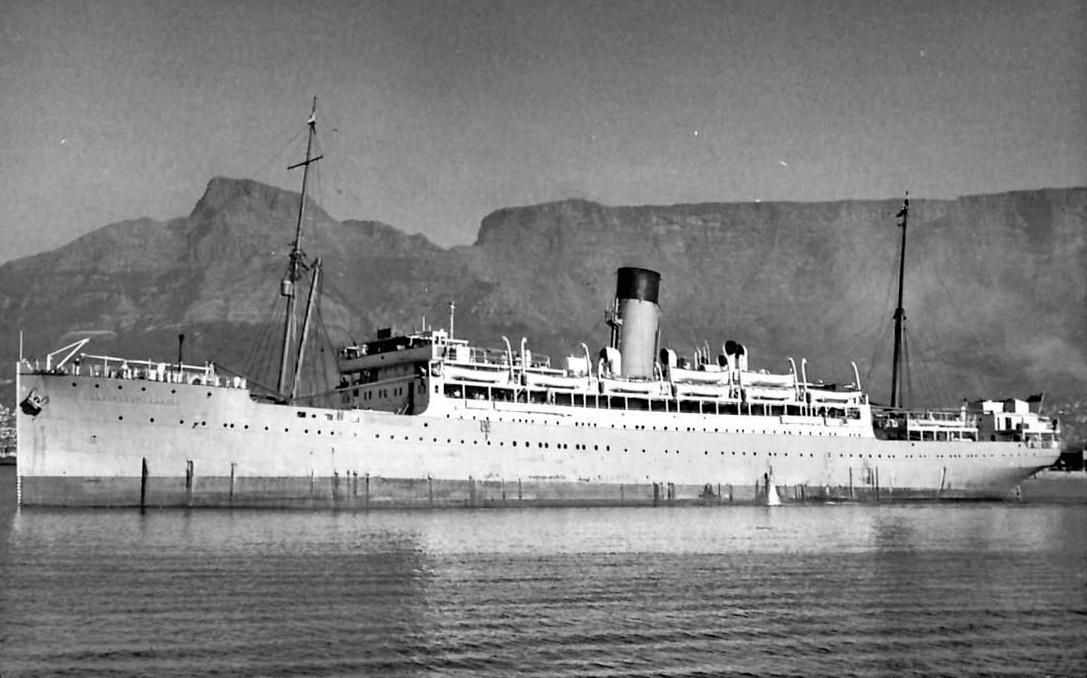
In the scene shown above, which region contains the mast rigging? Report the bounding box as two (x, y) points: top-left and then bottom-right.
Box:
(277, 97), (324, 401)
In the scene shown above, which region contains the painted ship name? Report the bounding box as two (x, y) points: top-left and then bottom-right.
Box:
(85, 392), (179, 408)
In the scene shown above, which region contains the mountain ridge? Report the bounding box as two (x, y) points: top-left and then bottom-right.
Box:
(2, 177), (1084, 440)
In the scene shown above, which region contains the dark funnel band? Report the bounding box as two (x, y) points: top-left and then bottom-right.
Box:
(616, 267), (661, 304)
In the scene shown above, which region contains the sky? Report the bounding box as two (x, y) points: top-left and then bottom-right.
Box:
(2, 0), (1084, 263)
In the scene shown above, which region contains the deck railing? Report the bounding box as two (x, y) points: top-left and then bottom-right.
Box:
(28, 353), (247, 389)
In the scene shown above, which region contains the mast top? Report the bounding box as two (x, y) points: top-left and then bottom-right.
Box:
(287, 97), (321, 172)
(896, 190), (910, 225)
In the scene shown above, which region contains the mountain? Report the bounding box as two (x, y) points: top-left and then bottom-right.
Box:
(2, 178), (1085, 440)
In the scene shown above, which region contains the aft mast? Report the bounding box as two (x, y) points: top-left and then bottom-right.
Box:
(276, 97), (323, 401)
(889, 192), (909, 408)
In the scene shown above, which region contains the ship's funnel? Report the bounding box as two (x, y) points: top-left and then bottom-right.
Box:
(614, 267), (661, 379)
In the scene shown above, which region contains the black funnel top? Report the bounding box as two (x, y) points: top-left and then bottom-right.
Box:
(616, 267), (661, 304)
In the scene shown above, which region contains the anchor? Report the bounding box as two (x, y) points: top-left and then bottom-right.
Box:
(20, 389), (48, 416)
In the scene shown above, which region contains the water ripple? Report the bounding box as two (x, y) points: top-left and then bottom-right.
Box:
(1, 472), (1085, 677)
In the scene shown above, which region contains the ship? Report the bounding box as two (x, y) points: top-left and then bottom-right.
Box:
(13, 102), (1062, 508)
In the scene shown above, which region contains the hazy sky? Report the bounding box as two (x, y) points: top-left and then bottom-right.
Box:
(2, 0), (1084, 263)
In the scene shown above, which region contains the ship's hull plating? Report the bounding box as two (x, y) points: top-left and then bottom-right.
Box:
(16, 372), (1058, 508)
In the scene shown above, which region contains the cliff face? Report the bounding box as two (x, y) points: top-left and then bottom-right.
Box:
(2, 178), (1084, 421)
(469, 191), (1087, 404)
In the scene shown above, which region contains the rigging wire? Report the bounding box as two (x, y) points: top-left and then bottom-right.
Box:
(313, 283), (340, 400)
(903, 326), (914, 408)
(199, 260), (285, 395)
(864, 318), (894, 396)
(241, 272), (291, 393)
(178, 167), (297, 386)
(313, 101), (373, 222)
(293, 267), (344, 405)
(306, 151), (325, 260)
(903, 315), (962, 404)
(243, 126), (308, 187)
(863, 224), (904, 392)
(926, 248), (990, 352)
(902, 238), (981, 405)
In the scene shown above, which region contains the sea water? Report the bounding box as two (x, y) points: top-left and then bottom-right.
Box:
(1, 465), (1084, 677)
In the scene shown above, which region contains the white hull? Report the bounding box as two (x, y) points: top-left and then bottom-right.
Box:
(15, 371), (1058, 507)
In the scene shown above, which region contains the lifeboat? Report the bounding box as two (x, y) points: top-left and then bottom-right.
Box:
(674, 382), (731, 398)
(744, 386), (793, 401)
(740, 370), (795, 388)
(807, 388), (861, 404)
(441, 364), (511, 384)
(669, 366), (730, 386)
(600, 377), (663, 396)
(523, 371), (586, 390)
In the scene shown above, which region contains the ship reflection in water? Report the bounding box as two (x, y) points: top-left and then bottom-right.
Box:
(1, 467), (1084, 677)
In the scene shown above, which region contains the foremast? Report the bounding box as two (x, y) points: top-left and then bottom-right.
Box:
(889, 192), (909, 408)
(277, 97), (324, 402)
